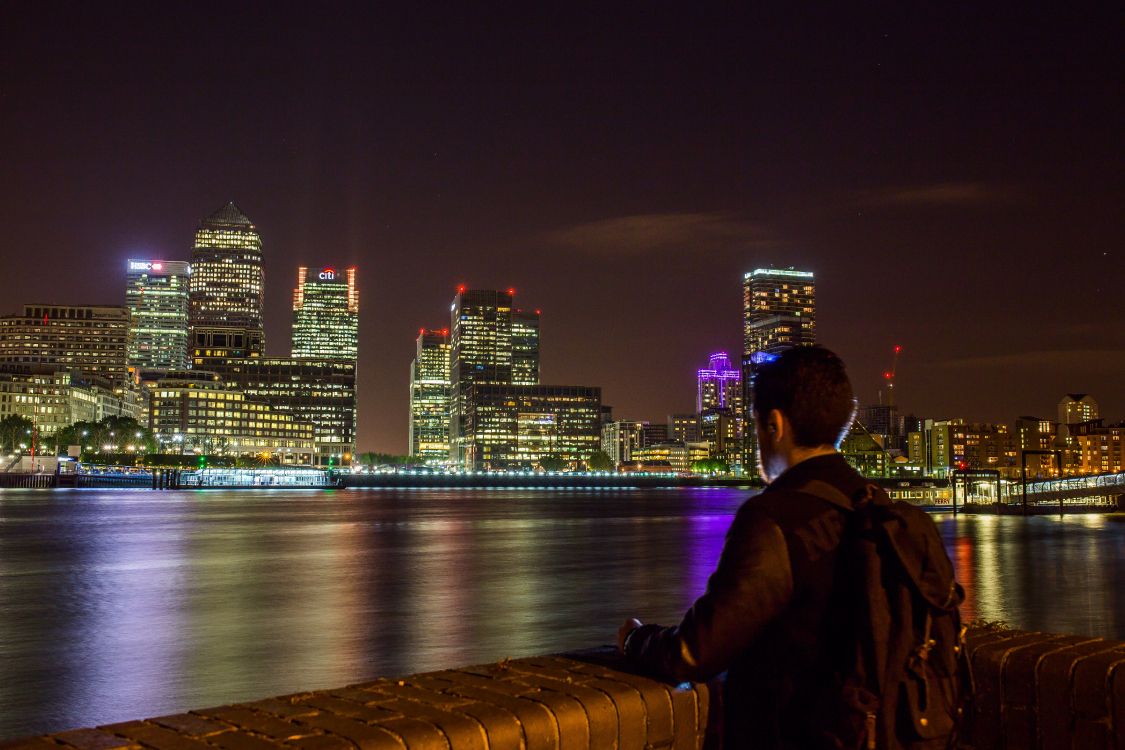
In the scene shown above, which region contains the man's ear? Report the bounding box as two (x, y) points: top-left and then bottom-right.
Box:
(766, 409), (785, 441)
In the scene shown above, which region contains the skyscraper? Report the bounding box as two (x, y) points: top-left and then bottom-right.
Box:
(742, 267), (816, 360)
(696, 351), (741, 413)
(292, 266), (359, 361)
(511, 308), (541, 385)
(449, 287), (517, 463)
(189, 202), (265, 359)
(409, 328), (451, 461)
(125, 259), (190, 371)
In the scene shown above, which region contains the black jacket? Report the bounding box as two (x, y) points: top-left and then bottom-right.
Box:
(625, 453), (869, 748)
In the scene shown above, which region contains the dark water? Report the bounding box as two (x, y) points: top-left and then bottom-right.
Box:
(1, 488), (1123, 739)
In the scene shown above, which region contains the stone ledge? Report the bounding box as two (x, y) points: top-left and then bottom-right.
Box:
(4, 630), (1124, 749)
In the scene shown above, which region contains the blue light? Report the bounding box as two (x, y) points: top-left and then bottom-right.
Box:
(751, 351), (779, 365)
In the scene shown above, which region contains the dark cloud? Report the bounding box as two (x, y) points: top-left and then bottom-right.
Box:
(544, 212), (775, 256)
(854, 182), (1020, 210)
(937, 349), (1125, 373)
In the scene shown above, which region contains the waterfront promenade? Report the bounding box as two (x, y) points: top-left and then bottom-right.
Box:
(3, 626), (1123, 749)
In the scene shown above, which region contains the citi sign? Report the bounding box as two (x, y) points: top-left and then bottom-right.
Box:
(318, 268), (337, 280)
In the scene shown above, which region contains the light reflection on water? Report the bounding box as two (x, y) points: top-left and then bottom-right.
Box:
(0, 488), (1123, 739)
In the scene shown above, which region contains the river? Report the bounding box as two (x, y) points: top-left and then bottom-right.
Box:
(1, 487), (1123, 738)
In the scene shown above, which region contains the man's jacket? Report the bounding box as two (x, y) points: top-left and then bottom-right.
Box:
(625, 453), (870, 748)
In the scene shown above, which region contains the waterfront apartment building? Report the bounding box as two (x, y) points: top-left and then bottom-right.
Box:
(125, 259), (191, 371)
(292, 266), (359, 361)
(459, 384), (601, 470)
(409, 328), (451, 461)
(601, 420), (645, 465)
(147, 371), (314, 462)
(1058, 393), (1099, 441)
(700, 407), (743, 466)
(0, 304), (133, 384)
(1014, 416), (1061, 477)
(189, 202), (265, 357)
(914, 419), (1019, 478)
(206, 358), (356, 467)
(1070, 420), (1125, 475)
(742, 267), (816, 361)
(0, 365), (144, 437)
(668, 413), (701, 443)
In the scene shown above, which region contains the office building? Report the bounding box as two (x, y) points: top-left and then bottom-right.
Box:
(0, 304), (133, 383)
(458, 384), (601, 469)
(409, 328), (451, 461)
(511, 308), (541, 385)
(205, 358), (356, 467)
(700, 407), (742, 465)
(669, 413), (700, 443)
(602, 420), (645, 465)
(631, 441), (710, 473)
(292, 266), (359, 361)
(147, 371), (314, 462)
(742, 267), (816, 361)
(189, 202), (265, 357)
(857, 403), (905, 452)
(125, 259), (191, 371)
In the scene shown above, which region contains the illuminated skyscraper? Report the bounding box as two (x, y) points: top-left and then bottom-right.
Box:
(189, 202), (265, 359)
(125, 259), (190, 371)
(742, 267), (816, 360)
(409, 328), (451, 461)
(511, 309), (541, 385)
(292, 266), (358, 361)
(697, 352), (741, 413)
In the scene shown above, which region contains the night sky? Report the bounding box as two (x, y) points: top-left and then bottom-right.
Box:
(1, 4), (1121, 452)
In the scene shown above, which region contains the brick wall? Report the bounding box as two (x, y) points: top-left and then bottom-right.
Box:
(2, 629), (1122, 749)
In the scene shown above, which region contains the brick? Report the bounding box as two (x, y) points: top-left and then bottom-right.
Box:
(206, 732), (285, 750)
(53, 730), (137, 750)
(193, 708), (308, 741)
(0, 739), (65, 750)
(998, 635), (1094, 748)
(511, 688), (589, 750)
(285, 736), (353, 750)
(573, 668), (675, 748)
(581, 677), (648, 750)
(442, 702), (523, 750)
(291, 714), (405, 750)
(502, 666), (619, 748)
(1036, 640), (1122, 750)
(241, 700), (321, 720)
(409, 678), (557, 750)
(366, 718), (449, 750)
(150, 714), (233, 738)
(360, 683), (472, 711)
(97, 721), (216, 750)
(344, 702), (482, 750)
(298, 696), (400, 724)
(968, 632), (1052, 750)
(1071, 649), (1125, 744)
(667, 682), (700, 750)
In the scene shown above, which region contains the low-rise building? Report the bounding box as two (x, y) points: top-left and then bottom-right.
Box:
(0, 365), (142, 437)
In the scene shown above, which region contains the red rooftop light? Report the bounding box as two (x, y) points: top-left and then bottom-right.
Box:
(507, 287), (515, 296)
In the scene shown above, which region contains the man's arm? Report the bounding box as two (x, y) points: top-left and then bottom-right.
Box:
(622, 506), (794, 683)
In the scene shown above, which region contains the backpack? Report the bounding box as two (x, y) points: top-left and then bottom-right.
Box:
(797, 480), (972, 750)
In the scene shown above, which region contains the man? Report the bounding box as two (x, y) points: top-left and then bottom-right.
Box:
(618, 345), (877, 748)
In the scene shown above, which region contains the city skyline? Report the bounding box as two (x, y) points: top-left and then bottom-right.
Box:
(1, 6), (1120, 452)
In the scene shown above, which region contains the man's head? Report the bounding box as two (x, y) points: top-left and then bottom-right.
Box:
(751, 345), (857, 481)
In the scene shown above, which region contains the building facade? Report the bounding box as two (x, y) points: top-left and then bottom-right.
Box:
(125, 259), (191, 371)
(697, 351), (742, 413)
(668, 413), (700, 443)
(742, 267), (816, 360)
(189, 202), (265, 357)
(409, 328), (451, 462)
(0, 304), (133, 384)
(459, 384), (601, 470)
(1070, 421), (1125, 475)
(601, 420), (645, 466)
(511, 308), (541, 385)
(206, 358), (356, 467)
(147, 371), (314, 462)
(1057, 394), (1099, 441)
(0, 366), (143, 437)
(292, 266), (359, 361)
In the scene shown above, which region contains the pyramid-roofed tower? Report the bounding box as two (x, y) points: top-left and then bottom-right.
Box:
(202, 201), (255, 228)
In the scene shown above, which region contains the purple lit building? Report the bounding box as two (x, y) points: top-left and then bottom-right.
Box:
(696, 352), (741, 413)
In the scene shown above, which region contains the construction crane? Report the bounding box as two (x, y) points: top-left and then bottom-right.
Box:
(883, 345), (902, 407)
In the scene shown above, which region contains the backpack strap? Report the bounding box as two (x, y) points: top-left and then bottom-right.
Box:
(796, 479), (857, 512)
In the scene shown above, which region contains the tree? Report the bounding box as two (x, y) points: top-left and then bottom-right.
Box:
(0, 415), (33, 453)
(587, 450), (614, 471)
(691, 457), (730, 475)
(538, 455), (568, 471)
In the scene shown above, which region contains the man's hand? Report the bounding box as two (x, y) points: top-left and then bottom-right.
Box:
(617, 617), (643, 653)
